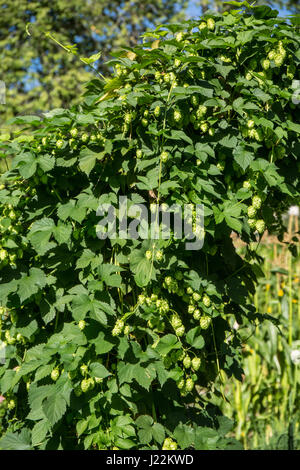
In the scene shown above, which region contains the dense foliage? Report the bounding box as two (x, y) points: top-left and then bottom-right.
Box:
(0, 2), (299, 450)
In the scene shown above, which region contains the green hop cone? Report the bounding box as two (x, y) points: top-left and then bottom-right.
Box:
(7, 399), (16, 410)
(200, 121), (209, 133)
(176, 325), (185, 337)
(160, 151), (169, 163)
(51, 368), (60, 382)
(193, 309), (201, 320)
(191, 95), (199, 107)
(243, 180), (251, 189)
(185, 378), (194, 392)
(247, 205), (257, 218)
(188, 305), (195, 315)
(177, 378), (185, 390)
(207, 18), (215, 30)
(196, 105), (207, 119)
(112, 319), (125, 336)
(124, 112), (133, 124)
(200, 315), (211, 329)
(173, 109), (182, 123)
(183, 355), (191, 368)
(162, 437), (174, 450)
(169, 441), (178, 450)
(261, 59), (270, 70)
(171, 314), (182, 329)
(156, 250), (163, 261)
(78, 320), (86, 331)
(81, 133), (89, 143)
(80, 364), (88, 376)
(268, 50), (276, 60)
(175, 31), (185, 42)
(56, 139), (64, 149)
(123, 325), (130, 335)
(0, 249), (8, 261)
(248, 218), (257, 229)
(274, 54), (284, 67)
(81, 379), (90, 393)
(202, 295), (211, 308)
(154, 106), (161, 117)
(252, 195), (262, 210)
(154, 71), (161, 81)
(70, 128), (78, 138)
(255, 219), (265, 234)
(145, 250), (152, 260)
(192, 357), (201, 371)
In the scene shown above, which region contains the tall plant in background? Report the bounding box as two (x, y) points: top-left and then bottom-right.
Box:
(0, 0), (187, 124)
(0, 2), (299, 450)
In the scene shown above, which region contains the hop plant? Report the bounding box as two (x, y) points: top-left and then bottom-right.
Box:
(154, 106), (161, 117)
(78, 320), (86, 331)
(51, 368), (60, 382)
(183, 355), (191, 368)
(160, 151), (169, 163)
(252, 195), (262, 210)
(247, 206), (257, 218)
(200, 316), (211, 329)
(173, 109), (182, 123)
(243, 180), (251, 189)
(70, 128), (78, 138)
(198, 21), (207, 31)
(112, 319), (124, 336)
(207, 18), (215, 30)
(171, 314), (182, 329)
(81, 379), (90, 393)
(193, 309), (201, 320)
(255, 219), (265, 234)
(248, 218), (256, 229)
(202, 295), (211, 308)
(176, 325), (185, 337)
(56, 139), (64, 149)
(185, 378), (194, 392)
(192, 357), (201, 371)
(162, 437), (177, 450)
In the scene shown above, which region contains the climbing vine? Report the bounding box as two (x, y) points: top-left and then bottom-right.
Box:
(0, 2), (299, 450)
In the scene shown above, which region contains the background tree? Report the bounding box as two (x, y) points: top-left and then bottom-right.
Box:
(0, 0), (187, 124)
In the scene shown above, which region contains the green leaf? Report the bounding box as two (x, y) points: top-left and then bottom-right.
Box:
(31, 420), (49, 447)
(78, 148), (105, 175)
(186, 327), (205, 349)
(0, 430), (32, 450)
(233, 146), (254, 171)
(42, 393), (67, 426)
(174, 423), (195, 449)
(155, 334), (180, 356)
(89, 362), (111, 379)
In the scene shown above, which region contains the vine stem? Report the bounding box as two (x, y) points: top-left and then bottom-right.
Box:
(211, 320), (226, 401)
(26, 25), (107, 82)
(148, 72), (182, 283)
